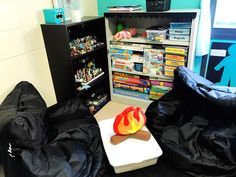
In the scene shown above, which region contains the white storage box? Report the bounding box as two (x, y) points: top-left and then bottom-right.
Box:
(146, 29), (168, 42)
(168, 28), (190, 35)
(168, 34), (190, 42)
(169, 22), (191, 29)
(98, 118), (162, 173)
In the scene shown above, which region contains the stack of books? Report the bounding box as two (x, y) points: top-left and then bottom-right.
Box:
(108, 5), (143, 12)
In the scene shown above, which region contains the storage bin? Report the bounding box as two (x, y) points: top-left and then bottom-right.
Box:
(146, 0), (171, 12)
(168, 34), (190, 42)
(170, 22), (191, 29)
(168, 28), (190, 35)
(146, 29), (167, 42)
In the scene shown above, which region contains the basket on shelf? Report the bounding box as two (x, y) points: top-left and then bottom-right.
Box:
(146, 0), (171, 12)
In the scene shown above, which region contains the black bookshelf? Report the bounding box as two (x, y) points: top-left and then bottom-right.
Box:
(41, 17), (110, 106)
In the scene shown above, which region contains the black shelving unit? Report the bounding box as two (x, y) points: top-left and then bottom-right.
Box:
(41, 17), (110, 109)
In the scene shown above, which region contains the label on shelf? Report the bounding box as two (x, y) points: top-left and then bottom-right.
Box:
(168, 28), (190, 35)
(168, 34), (190, 42)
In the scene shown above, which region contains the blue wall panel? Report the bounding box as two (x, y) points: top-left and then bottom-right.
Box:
(97, 0), (201, 16)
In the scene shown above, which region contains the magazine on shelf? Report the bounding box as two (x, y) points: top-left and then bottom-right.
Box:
(108, 5), (143, 12)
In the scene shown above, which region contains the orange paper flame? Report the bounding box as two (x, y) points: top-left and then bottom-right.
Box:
(113, 107), (146, 135)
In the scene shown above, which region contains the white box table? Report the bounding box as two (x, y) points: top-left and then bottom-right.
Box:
(98, 117), (162, 173)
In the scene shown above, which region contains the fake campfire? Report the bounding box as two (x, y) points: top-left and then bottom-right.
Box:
(110, 107), (151, 145)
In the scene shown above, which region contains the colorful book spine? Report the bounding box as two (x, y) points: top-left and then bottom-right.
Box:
(149, 91), (165, 100)
(165, 46), (188, 55)
(164, 65), (177, 71)
(113, 72), (140, 78)
(110, 44), (144, 52)
(151, 85), (171, 92)
(112, 75), (150, 86)
(165, 60), (185, 67)
(150, 80), (173, 87)
(113, 82), (150, 94)
(110, 48), (133, 54)
(113, 88), (149, 100)
(165, 54), (185, 61)
(164, 70), (174, 77)
(111, 53), (131, 60)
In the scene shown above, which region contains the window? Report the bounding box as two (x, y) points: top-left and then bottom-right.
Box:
(213, 0), (236, 28)
(211, 0), (236, 40)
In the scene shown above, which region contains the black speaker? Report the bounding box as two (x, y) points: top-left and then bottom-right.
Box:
(146, 0), (171, 12)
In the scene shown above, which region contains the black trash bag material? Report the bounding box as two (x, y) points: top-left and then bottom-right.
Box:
(146, 66), (236, 177)
(0, 81), (104, 177)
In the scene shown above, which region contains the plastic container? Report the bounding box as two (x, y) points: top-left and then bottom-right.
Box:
(169, 22), (191, 29)
(146, 0), (171, 12)
(168, 34), (190, 42)
(168, 28), (190, 35)
(146, 29), (168, 42)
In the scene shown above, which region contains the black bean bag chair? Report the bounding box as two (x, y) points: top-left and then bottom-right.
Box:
(146, 66), (236, 177)
(0, 81), (104, 177)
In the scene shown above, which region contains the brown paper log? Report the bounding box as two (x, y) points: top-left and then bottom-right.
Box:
(110, 134), (130, 145)
(110, 130), (151, 145)
(130, 130), (151, 141)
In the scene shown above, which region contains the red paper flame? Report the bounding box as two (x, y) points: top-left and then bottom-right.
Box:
(113, 107), (146, 135)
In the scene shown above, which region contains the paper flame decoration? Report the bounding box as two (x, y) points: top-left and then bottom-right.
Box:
(113, 107), (146, 135)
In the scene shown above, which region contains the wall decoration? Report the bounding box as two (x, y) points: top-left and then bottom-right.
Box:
(205, 41), (236, 87)
(52, 0), (81, 21)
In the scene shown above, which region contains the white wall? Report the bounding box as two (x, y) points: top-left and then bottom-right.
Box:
(0, 0), (56, 106)
(81, 0), (98, 16)
(0, 0), (98, 107)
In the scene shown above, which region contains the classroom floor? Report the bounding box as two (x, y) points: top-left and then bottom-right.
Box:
(0, 165), (4, 177)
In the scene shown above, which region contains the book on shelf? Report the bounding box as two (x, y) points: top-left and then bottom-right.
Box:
(113, 74), (150, 86)
(113, 81), (150, 94)
(113, 88), (149, 100)
(108, 5), (143, 12)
